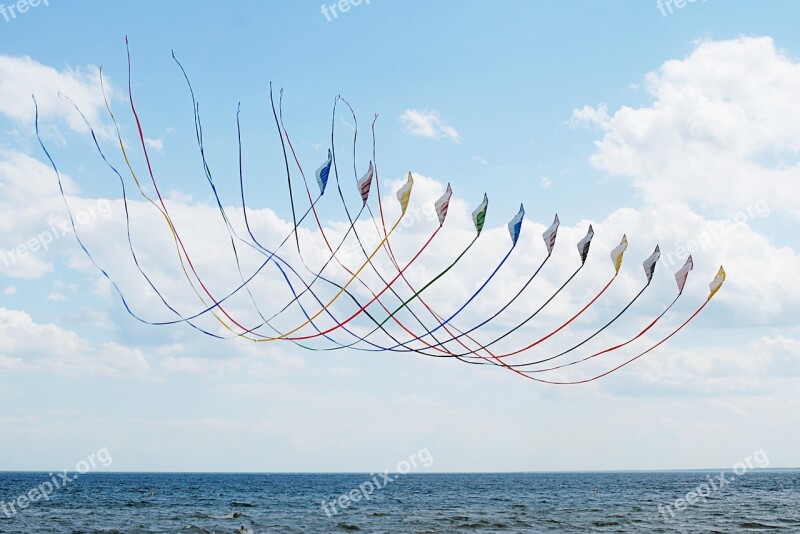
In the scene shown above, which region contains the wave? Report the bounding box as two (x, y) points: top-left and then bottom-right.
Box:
(206, 511), (243, 520)
(738, 522), (783, 529)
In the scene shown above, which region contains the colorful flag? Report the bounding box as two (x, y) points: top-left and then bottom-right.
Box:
(508, 204), (525, 246)
(472, 194), (489, 234)
(434, 183), (453, 226)
(675, 255), (693, 293)
(315, 149), (332, 195)
(643, 245), (660, 282)
(708, 265), (726, 299)
(577, 225), (594, 264)
(396, 172), (414, 215)
(610, 235), (628, 274)
(542, 214), (560, 255)
(357, 161), (374, 205)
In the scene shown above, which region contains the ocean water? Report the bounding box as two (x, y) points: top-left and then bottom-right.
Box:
(0, 471), (798, 533)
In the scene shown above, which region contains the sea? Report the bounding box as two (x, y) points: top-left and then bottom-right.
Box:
(1, 471), (798, 533)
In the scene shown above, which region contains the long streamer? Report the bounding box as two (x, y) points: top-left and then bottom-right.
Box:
(37, 39), (726, 384)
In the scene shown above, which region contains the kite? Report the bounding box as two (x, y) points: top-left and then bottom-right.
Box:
(32, 39), (727, 384)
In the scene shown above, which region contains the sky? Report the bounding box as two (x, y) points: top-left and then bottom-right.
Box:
(1, 0), (799, 472)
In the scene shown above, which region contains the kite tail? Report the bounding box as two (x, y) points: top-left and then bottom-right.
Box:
(512, 279), (651, 367)
(521, 292), (682, 373)
(521, 298), (710, 385)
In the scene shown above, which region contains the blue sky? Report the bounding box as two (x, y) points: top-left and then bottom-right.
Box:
(1, 1), (799, 472)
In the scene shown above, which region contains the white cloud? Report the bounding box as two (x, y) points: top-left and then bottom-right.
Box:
(0, 307), (150, 378)
(540, 177), (552, 189)
(144, 137), (164, 152)
(473, 155), (488, 165)
(0, 149), (116, 280)
(2, 286), (15, 295)
(160, 356), (241, 377)
(570, 103), (610, 129)
(0, 54), (113, 135)
(399, 109), (461, 142)
(572, 37), (800, 219)
(0, 150), (73, 279)
(160, 348), (305, 379)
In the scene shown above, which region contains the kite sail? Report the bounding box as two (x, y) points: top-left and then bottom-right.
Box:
(397, 173), (414, 215)
(676, 255), (694, 293)
(358, 162), (374, 205)
(435, 184), (453, 226)
(473, 194), (489, 234)
(508, 204), (525, 246)
(543, 215), (560, 255)
(611, 234), (628, 274)
(643, 245), (660, 282)
(709, 265), (726, 299)
(316, 149), (333, 195)
(578, 225), (594, 265)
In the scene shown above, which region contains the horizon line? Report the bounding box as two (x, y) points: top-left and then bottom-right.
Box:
(1, 467), (798, 475)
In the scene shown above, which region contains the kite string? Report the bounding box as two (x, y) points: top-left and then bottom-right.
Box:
(125, 37), (259, 336)
(521, 298), (710, 385)
(521, 293), (682, 373)
(323, 98), (475, 356)
(57, 91), (252, 339)
(496, 274), (618, 360)
(272, 90), (453, 352)
(272, 219), (442, 342)
(509, 279), (652, 367)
